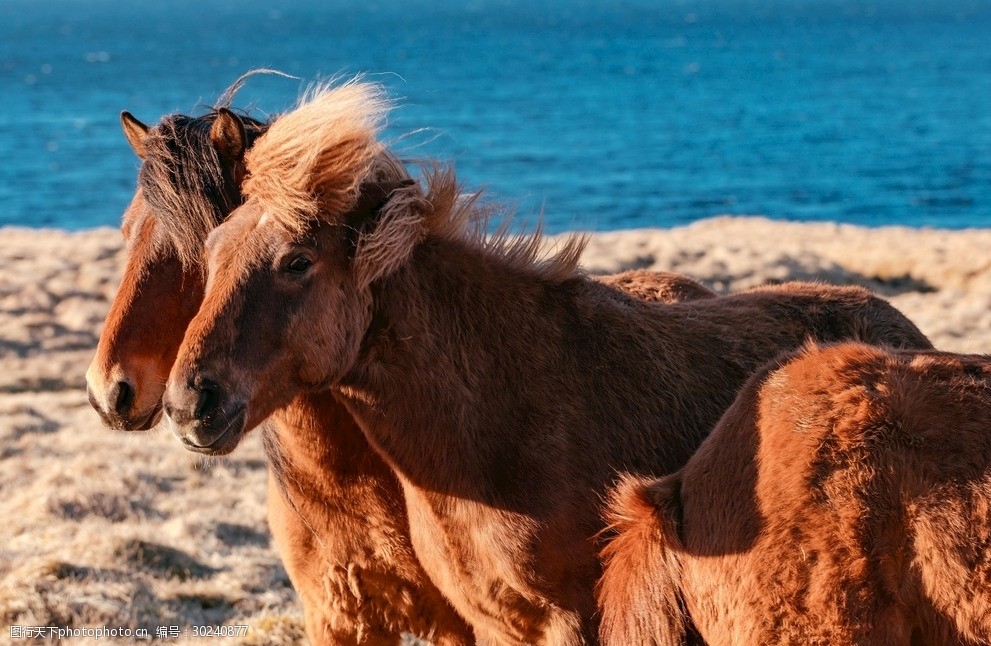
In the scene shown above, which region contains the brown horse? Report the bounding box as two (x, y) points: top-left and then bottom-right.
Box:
(83, 95), (474, 644)
(86, 83), (718, 645)
(162, 81), (932, 644)
(85, 104), (265, 431)
(599, 342), (991, 646)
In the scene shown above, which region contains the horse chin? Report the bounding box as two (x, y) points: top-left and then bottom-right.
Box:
(97, 400), (163, 432)
(176, 406), (247, 456)
(128, 401), (164, 431)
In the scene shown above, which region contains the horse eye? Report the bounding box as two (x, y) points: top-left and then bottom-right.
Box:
(285, 255), (313, 274)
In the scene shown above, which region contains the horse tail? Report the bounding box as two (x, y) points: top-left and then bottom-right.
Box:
(598, 474), (697, 646)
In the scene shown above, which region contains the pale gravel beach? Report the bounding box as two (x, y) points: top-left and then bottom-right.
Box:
(2, 216), (990, 645)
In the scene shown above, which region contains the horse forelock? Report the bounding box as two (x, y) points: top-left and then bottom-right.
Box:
(138, 111), (268, 269)
(243, 79), (392, 235)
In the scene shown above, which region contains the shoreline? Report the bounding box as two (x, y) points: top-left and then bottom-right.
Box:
(7, 213), (991, 237)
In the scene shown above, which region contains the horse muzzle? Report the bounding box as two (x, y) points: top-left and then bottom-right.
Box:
(86, 379), (162, 432)
(163, 376), (246, 455)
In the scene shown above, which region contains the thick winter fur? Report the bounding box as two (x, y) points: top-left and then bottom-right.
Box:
(165, 81), (934, 644)
(87, 83), (476, 645)
(598, 269), (715, 303)
(90, 79), (721, 646)
(599, 343), (991, 646)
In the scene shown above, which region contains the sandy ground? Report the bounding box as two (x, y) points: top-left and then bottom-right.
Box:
(2, 216), (991, 645)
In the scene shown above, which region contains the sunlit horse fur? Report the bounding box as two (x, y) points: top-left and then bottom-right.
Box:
(86, 78), (718, 646)
(84, 84), (473, 645)
(163, 81), (932, 644)
(599, 342), (991, 645)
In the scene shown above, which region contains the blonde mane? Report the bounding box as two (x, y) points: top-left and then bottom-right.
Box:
(416, 168), (587, 282)
(243, 79), (391, 232)
(245, 79), (586, 282)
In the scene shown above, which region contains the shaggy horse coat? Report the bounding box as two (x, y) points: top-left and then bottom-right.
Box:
(163, 82), (933, 645)
(599, 343), (991, 646)
(85, 94), (474, 644)
(87, 81), (717, 646)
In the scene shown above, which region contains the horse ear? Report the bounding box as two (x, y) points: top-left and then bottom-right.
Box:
(349, 178), (417, 224)
(210, 108), (247, 165)
(352, 179), (424, 288)
(120, 111), (149, 159)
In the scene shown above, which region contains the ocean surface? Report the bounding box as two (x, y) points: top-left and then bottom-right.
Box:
(2, 0), (990, 232)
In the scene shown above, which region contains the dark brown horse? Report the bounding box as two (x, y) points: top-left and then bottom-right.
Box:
(86, 82), (717, 645)
(599, 342), (991, 645)
(163, 82), (932, 644)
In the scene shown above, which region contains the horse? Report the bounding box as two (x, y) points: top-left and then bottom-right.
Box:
(84, 106), (265, 431)
(85, 80), (719, 646)
(84, 88), (473, 644)
(161, 80), (933, 644)
(599, 342), (991, 645)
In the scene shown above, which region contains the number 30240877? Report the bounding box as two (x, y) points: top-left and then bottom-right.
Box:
(192, 625), (250, 638)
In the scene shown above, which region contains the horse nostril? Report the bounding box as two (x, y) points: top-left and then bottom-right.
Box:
(110, 380), (135, 416)
(194, 380), (221, 421)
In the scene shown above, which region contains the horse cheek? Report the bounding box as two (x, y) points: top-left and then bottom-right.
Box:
(296, 285), (369, 389)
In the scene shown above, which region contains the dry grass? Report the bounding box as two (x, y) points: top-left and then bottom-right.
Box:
(0, 388), (303, 645)
(2, 219), (990, 644)
(1, 228), (302, 645)
(0, 397), (304, 644)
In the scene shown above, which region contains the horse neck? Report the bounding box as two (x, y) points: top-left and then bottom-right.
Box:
(266, 392), (394, 498)
(340, 236), (594, 489)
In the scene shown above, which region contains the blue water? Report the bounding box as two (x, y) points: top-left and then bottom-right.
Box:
(2, 0), (990, 231)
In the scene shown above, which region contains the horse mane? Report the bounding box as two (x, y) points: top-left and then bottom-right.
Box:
(243, 79), (391, 231)
(138, 80), (270, 268)
(414, 166), (587, 283)
(244, 79), (586, 284)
